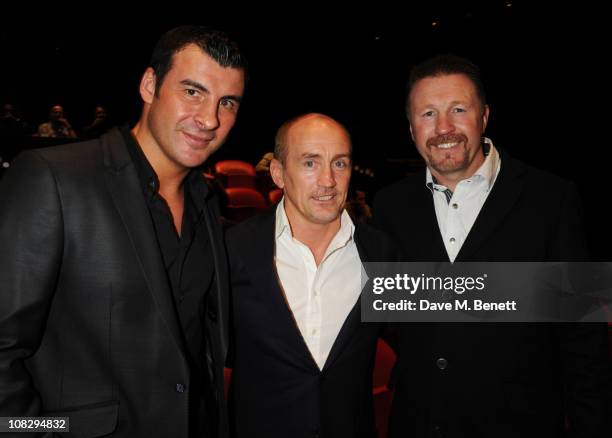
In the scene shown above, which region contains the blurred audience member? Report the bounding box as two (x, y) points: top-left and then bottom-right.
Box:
(37, 105), (77, 139)
(0, 103), (28, 161)
(1, 104), (28, 137)
(255, 151), (274, 173)
(82, 106), (112, 139)
(255, 151), (276, 194)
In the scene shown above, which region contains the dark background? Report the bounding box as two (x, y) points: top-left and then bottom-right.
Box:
(1, 3), (607, 256)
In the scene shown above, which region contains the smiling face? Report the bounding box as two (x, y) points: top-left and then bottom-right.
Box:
(408, 73), (489, 185)
(137, 44), (245, 177)
(271, 114), (352, 230)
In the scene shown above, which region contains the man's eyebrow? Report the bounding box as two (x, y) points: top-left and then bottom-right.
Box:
(299, 152), (351, 160)
(301, 153), (321, 159)
(180, 79), (208, 93)
(332, 153), (351, 160)
(223, 94), (243, 103)
(180, 79), (242, 103)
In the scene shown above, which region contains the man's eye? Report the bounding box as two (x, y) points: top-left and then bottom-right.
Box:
(185, 89), (199, 97)
(304, 160), (315, 168)
(453, 107), (466, 113)
(423, 110), (434, 117)
(335, 160), (347, 169)
(221, 99), (236, 110)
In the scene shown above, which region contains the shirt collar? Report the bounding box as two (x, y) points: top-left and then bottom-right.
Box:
(275, 198), (291, 239)
(425, 137), (500, 192)
(275, 197), (355, 249)
(121, 124), (158, 199)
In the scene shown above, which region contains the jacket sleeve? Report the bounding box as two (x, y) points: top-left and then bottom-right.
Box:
(0, 151), (64, 418)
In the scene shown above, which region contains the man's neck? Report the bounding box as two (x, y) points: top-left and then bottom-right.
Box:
(430, 171), (462, 192)
(131, 123), (188, 195)
(132, 123), (188, 236)
(286, 209), (342, 266)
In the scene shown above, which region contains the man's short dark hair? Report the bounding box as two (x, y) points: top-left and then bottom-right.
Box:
(150, 26), (247, 95)
(406, 54), (486, 116)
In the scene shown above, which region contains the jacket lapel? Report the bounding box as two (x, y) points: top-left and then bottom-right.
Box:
(456, 151), (527, 261)
(195, 183), (230, 363)
(241, 209), (320, 371)
(101, 129), (188, 359)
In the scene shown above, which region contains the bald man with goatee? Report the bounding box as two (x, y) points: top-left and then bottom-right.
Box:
(226, 113), (396, 438)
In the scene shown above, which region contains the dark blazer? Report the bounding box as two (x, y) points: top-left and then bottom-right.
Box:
(373, 151), (610, 438)
(0, 128), (230, 438)
(226, 208), (397, 438)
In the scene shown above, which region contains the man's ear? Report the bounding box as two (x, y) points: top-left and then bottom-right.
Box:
(139, 67), (157, 105)
(481, 104), (490, 132)
(270, 158), (285, 189)
(406, 107), (416, 142)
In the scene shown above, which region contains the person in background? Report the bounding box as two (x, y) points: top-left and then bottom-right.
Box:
(37, 104), (78, 138)
(82, 105), (112, 138)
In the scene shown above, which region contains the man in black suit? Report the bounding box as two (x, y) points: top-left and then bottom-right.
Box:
(0, 26), (246, 437)
(226, 113), (396, 438)
(373, 54), (609, 437)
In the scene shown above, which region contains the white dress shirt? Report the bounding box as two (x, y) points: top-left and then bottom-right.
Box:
(426, 138), (502, 262)
(274, 200), (362, 370)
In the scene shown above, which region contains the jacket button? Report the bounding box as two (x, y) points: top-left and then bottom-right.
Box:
(436, 357), (448, 370)
(176, 383), (186, 393)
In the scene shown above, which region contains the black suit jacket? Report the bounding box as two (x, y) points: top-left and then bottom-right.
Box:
(0, 128), (230, 438)
(373, 151), (610, 438)
(226, 208), (397, 438)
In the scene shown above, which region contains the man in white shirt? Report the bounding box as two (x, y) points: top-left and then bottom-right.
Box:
(226, 113), (396, 438)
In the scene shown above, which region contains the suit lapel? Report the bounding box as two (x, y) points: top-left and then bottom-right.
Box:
(195, 183), (230, 362)
(101, 129), (188, 359)
(456, 152), (527, 261)
(241, 209), (320, 371)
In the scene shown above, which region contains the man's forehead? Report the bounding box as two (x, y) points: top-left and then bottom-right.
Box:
(287, 124), (349, 146)
(289, 140), (351, 153)
(411, 74), (477, 100)
(284, 144), (351, 163)
(295, 140), (350, 147)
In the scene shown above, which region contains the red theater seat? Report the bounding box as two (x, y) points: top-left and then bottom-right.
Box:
(373, 338), (396, 438)
(268, 188), (283, 205)
(224, 188), (268, 222)
(215, 160), (256, 188)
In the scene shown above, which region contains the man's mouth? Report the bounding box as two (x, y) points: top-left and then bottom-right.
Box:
(434, 142), (459, 149)
(428, 134), (468, 151)
(182, 131), (215, 147)
(313, 194), (335, 201)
